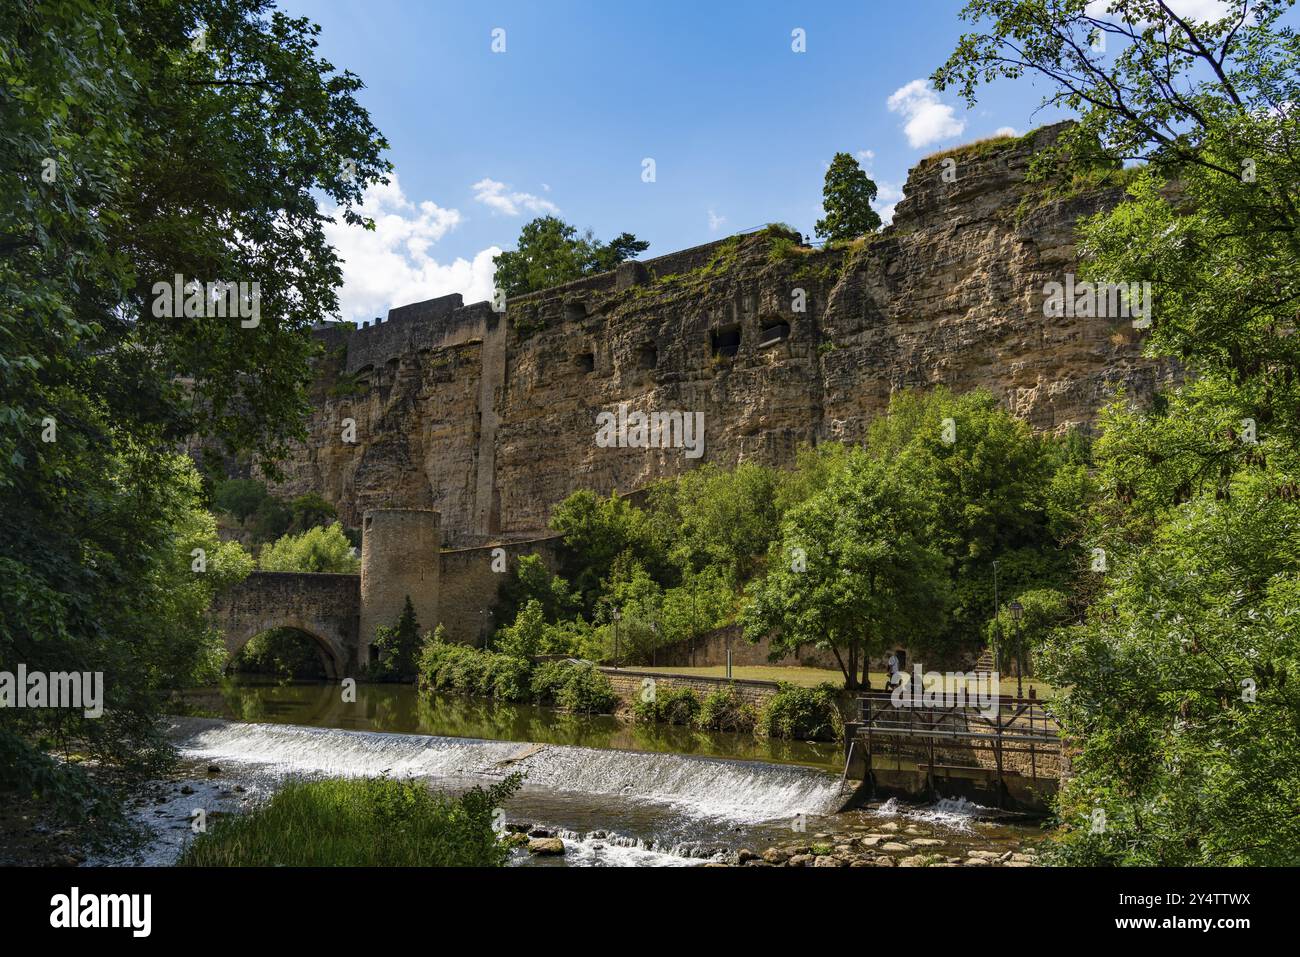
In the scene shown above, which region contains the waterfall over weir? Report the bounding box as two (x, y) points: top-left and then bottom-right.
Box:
(170, 718), (845, 823)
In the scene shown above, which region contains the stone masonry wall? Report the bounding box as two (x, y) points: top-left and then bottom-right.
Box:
(435, 535), (562, 646)
(600, 668), (781, 716)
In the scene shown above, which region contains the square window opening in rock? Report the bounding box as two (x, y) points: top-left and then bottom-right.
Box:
(711, 325), (741, 358)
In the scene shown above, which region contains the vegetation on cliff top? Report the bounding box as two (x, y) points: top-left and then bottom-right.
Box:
(493, 215), (649, 299)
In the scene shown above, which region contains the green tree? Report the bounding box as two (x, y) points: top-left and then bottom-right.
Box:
(495, 599), (546, 659)
(492, 216), (649, 298)
(985, 587), (1070, 678)
(495, 553), (577, 627)
(289, 493), (337, 532)
(371, 596), (422, 680)
(662, 462), (783, 585)
(259, 522), (360, 573)
(548, 490), (671, 613)
(741, 450), (950, 689)
(865, 388), (1086, 655)
(814, 152), (882, 242)
(1, 0), (386, 817)
(213, 478), (270, 524)
(936, 0), (1300, 864)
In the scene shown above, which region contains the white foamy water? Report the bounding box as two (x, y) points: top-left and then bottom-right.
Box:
(170, 718), (844, 823)
(870, 795), (988, 833)
(542, 829), (725, 867)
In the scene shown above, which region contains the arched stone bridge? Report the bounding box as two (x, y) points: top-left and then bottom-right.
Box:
(209, 572), (361, 678)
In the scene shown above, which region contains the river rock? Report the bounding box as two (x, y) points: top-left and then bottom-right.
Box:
(737, 848), (757, 862)
(527, 837), (565, 855)
(910, 838), (945, 847)
(882, 842), (911, 852)
(964, 857), (990, 866)
(787, 854), (814, 867)
(527, 826), (552, 838)
(762, 848), (790, 864)
(880, 822), (900, 833)
(813, 855), (844, 867)
(968, 850), (1003, 860)
(872, 856), (897, 867)
(1011, 853), (1035, 863)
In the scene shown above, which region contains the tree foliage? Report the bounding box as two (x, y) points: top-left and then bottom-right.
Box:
(1, 0), (386, 813)
(937, 0), (1300, 863)
(492, 216), (649, 298)
(741, 449), (950, 689)
(815, 151), (882, 242)
(258, 522), (359, 574)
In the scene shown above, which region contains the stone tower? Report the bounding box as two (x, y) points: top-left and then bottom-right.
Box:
(359, 508), (440, 667)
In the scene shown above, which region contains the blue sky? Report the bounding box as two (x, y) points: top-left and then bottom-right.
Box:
(276, 1), (1097, 322)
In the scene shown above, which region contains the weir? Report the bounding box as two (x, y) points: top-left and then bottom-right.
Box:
(172, 718), (845, 824)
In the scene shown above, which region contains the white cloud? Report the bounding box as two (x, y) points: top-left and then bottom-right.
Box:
(1086, 0), (1229, 22)
(322, 174), (500, 323)
(708, 209), (726, 232)
(873, 180), (905, 226)
(887, 79), (967, 149)
(994, 126), (1019, 137)
(471, 177), (560, 216)
(856, 149), (875, 164)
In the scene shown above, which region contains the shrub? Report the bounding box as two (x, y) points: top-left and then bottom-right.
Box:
(631, 695), (659, 723)
(528, 660), (573, 702)
(556, 663), (618, 714)
(485, 654), (532, 702)
(656, 687), (701, 726)
(179, 775), (521, 866)
(763, 683), (842, 742)
(417, 632), (528, 701)
(531, 660), (618, 714)
(696, 686), (758, 733)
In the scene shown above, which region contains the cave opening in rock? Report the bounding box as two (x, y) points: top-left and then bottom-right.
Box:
(710, 325), (741, 358)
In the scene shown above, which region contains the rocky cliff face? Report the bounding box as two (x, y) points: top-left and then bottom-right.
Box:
(261, 123), (1172, 546)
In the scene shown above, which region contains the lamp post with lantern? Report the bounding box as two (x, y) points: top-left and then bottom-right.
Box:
(1009, 599), (1024, 698)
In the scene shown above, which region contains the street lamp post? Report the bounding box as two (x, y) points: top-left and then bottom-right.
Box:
(1009, 599), (1024, 698)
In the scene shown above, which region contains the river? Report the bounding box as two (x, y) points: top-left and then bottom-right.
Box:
(102, 679), (1045, 867)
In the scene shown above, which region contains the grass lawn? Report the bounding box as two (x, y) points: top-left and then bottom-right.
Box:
(632, 664), (1056, 697)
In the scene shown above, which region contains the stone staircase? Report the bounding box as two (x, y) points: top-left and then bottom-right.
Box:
(973, 648), (997, 673)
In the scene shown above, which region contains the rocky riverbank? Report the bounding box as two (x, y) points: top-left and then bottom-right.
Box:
(728, 818), (1040, 867)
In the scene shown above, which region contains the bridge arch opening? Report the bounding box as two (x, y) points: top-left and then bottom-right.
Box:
(227, 626), (342, 681)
